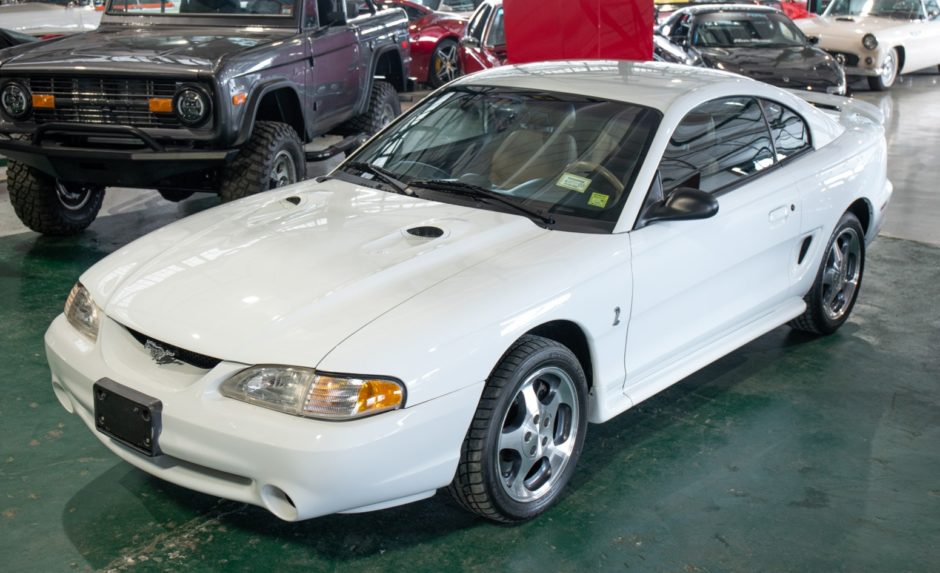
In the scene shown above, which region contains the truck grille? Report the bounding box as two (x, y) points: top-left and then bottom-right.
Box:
(21, 77), (195, 128)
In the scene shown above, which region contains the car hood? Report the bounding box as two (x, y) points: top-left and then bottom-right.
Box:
(798, 15), (904, 41)
(86, 179), (547, 367)
(0, 24), (292, 75)
(698, 45), (840, 85)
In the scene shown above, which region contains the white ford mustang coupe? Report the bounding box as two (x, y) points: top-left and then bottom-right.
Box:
(46, 61), (892, 523)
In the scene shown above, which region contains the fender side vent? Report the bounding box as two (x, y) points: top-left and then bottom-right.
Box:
(406, 226), (444, 238)
(798, 236), (813, 265)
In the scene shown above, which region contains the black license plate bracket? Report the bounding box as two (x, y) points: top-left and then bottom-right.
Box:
(93, 378), (162, 457)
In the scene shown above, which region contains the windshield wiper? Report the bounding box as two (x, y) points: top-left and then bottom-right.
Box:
(410, 179), (555, 226)
(344, 162), (413, 195)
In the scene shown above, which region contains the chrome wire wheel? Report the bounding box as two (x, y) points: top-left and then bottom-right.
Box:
(497, 366), (580, 502)
(55, 182), (93, 212)
(821, 226), (862, 322)
(432, 41), (460, 86)
(268, 150), (298, 190)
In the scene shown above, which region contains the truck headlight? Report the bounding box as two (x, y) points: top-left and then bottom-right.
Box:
(862, 34), (878, 50)
(64, 282), (100, 341)
(173, 85), (210, 126)
(1, 81), (31, 120)
(220, 366), (405, 420)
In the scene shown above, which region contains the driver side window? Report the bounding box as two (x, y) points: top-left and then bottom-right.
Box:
(659, 97), (775, 194)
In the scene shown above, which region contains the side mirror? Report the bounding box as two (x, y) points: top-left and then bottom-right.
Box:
(638, 188), (718, 227)
(460, 37), (480, 49)
(807, 35), (820, 45)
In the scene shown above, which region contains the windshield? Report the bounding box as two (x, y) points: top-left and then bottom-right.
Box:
(692, 11), (807, 48)
(107, 0), (295, 16)
(345, 87), (661, 232)
(824, 0), (926, 19)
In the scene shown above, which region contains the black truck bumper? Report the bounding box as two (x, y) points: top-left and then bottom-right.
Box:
(0, 123), (237, 188)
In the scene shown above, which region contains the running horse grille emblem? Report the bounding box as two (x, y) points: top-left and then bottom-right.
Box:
(145, 340), (182, 365)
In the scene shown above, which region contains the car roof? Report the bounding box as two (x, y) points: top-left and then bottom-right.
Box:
(677, 3), (782, 15)
(450, 60), (762, 113)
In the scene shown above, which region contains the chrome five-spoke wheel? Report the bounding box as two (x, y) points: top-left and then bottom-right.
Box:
(498, 366), (579, 502)
(789, 212), (866, 335)
(449, 335), (588, 522)
(268, 149), (298, 190)
(821, 226), (862, 322)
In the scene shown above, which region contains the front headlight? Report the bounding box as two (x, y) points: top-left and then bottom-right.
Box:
(1, 81), (31, 120)
(173, 85), (211, 126)
(64, 282), (100, 341)
(220, 366), (405, 420)
(862, 33), (878, 51)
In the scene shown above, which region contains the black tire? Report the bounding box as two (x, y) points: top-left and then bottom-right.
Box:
(428, 38), (461, 88)
(7, 161), (104, 236)
(448, 335), (588, 523)
(867, 48), (898, 91)
(218, 121), (305, 203)
(157, 189), (194, 202)
(789, 212), (866, 335)
(338, 81), (400, 135)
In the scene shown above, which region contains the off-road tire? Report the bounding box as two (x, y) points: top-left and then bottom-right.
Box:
(448, 335), (588, 523)
(338, 80), (400, 135)
(218, 121), (304, 203)
(789, 212), (866, 335)
(157, 189), (195, 202)
(7, 161), (104, 236)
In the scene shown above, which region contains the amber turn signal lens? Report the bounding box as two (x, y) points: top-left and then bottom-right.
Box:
(148, 97), (173, 113)
(232, 92), (247, 106)
(355, 379), (404, 414)
(32, 94), (55, 109)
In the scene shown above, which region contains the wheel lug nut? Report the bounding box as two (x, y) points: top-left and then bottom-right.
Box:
(524, 431), (532, 442)
(541, 436), (548, 446)
(533, 414), (540, 425)
(529, 446), (536, 455)
(543, 417), (550, 427)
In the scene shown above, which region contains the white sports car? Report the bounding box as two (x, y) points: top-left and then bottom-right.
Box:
(0, 2), (102, 36)
(797, 0), (940, 90)
(45, 61), (892, 523)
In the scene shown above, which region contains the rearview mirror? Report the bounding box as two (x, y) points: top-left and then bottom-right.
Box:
(461, 37), (480, 48)
(637, 188), (719, 227)
(808, 35), (820, 45)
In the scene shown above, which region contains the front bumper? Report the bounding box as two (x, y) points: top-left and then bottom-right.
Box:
(0, 123), (237, 187)
(45, 314), (483, 521)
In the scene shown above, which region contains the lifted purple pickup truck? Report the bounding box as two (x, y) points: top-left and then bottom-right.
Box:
(0, 0), (410, 235)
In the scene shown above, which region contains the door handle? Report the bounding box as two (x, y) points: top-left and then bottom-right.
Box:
(768, 205), (791, 223)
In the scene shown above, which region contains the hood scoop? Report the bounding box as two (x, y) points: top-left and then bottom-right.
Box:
(406, 226), (444, 238)
(835, 17), (855, 21)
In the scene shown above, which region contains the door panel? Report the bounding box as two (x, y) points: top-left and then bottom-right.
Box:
(624, 178), (800, 391)
(307, 25), (360, 131)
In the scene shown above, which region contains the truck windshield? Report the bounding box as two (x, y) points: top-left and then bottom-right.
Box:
(346, 86), (661, 233)
(107, 0), (296, 16)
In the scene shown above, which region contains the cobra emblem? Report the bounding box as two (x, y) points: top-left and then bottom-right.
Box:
(145, 340), (182, 365)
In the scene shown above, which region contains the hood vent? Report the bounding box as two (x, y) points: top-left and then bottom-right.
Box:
(284, 196), (301, 206)
(406, 226), (444, 238)
(835, 17), (855, 21)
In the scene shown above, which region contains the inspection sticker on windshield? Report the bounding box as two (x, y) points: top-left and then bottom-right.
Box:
(588, 193), (609, 208)
(556, 173), (591, 193)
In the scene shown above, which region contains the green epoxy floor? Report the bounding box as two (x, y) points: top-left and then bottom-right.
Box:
(2, 77), (940, 572)
(2, 226), (939, 572)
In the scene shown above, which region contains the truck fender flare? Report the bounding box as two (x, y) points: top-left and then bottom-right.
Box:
(236, 80), (306, 147)
(355, 45), (406, 114)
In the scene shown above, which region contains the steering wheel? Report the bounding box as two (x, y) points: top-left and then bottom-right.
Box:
(388, 160), (451, 180)
(563, 160), (625, 194)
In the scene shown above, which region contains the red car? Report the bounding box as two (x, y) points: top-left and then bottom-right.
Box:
(376, 0), (468, 87)
(458, 0), (506, 75)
